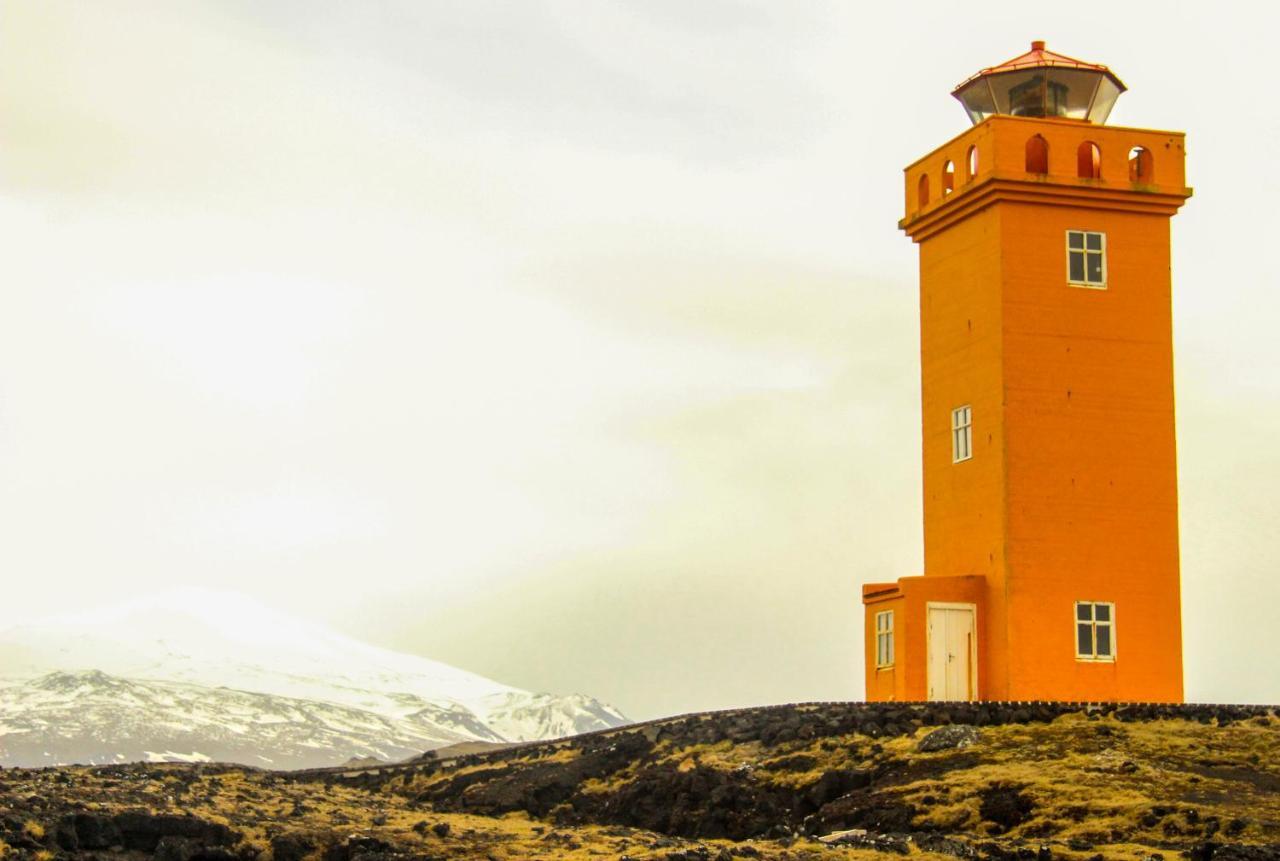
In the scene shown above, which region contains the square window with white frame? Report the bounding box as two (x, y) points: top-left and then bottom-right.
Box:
(875, 610), (894, 668)
(1075, 601), (1116, 661)
(1067, 230), (1107, 288)
(951, 405), (972, 463)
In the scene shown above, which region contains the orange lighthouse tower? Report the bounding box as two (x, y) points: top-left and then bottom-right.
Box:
(862, 43), (1191, 703)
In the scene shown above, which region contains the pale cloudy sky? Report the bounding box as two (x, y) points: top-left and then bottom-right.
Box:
(0, 1), (1277, 719)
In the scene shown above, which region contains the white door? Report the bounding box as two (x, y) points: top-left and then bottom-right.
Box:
(927, 604), (976, 701)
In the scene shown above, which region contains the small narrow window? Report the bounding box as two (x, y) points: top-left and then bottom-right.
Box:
(1066, 230), (1107, 288)
(966, 145), (978, 182)
(1077, 141), (1101, 179)
(951, 405), (972, 463)
(1025, 135), (1049, 174)
(1075, 602), (1116, 661)
(875, 610), (895, 668)
(1128, 146), (1153, 183)
(917, 174), (930, 209)
(942, 160), (955, 196)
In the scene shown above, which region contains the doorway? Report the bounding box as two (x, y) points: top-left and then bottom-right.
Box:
(927, 603), (977, 701)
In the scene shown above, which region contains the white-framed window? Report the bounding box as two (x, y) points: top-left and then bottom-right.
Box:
(951, 405), (972, 463)
(1075, 601), (1116, 661)
(1066, 230), (1107, 288)
(875, 610), (895, 668)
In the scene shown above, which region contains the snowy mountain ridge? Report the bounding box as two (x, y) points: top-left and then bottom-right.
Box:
(0, 590), (628, 768)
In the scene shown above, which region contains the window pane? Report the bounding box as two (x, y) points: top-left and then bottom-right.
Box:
(1069, 251), (1085, 282)
(1087, 252), (1104, 283)
(955, 78), (998, 125)
(1068, 231), (1085, 249)
(1077, 623), (1093, 656)
(1076, 603), (1092, 621)
(887, 635), (894, 664)
(1096, 625), (1112, 657)
(989, 70), (1045, 116)
(1044, 69), (1106, 120)
(1087, 77), (1122, 124)
(1094, 604), (1111, 622)
(1085, 232), (1103, 251)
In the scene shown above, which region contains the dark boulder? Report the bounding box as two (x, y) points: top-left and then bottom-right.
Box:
(270, 832), (317, 861)
(112, 812), (239, 853)
(918, 725), (981, 752)
(155, 836), (241, 861)
(816, 792), (917, 833)
(323, 836), (395, 861)
(818, 829), (911, 854)
(60, 813), (123, 850)
(803, 769), (873, 808)
(577, 762), (789, 841)
(978, 785), (1034, 832)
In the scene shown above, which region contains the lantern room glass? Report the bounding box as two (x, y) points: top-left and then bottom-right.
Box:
(955, 68), (1121, 125)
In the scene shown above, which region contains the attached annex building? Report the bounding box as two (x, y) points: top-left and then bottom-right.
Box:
(862, 43), (1190, 703)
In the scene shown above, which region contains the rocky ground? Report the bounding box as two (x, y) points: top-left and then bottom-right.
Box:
(1, 702), (1278, 860)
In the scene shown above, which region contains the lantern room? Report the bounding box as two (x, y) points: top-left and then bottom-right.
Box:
(952, 41), (1126, 125)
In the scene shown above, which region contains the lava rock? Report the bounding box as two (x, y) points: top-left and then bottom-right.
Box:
(804, 769), (873, 808)
(323, 836), (395, 861)
(978, 785), (1034, 832)
(270, 832), (317, 861)
(918, 725), (981, 753)
(915, 833), (980, 858)
(816, 792), (918, 833)
(113, 812), (239, 853)
(155, 836), (241, 861)
(578, 762), (791, 840)
(818, 828), (911, 854)
(61, 813), (123, 850)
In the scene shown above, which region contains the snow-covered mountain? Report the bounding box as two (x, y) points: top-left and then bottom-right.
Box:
(0, 590), (628, 768)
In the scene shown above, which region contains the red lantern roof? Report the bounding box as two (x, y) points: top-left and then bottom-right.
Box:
(953, 41), (1126, 95)
(950, 42), (1128, 125)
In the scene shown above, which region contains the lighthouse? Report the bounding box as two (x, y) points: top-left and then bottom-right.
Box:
(863, 43), (1191, 702)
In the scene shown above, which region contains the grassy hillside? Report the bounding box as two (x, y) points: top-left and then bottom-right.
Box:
(1, 702), (1278, 860)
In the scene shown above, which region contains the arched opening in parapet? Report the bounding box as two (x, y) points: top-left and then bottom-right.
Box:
(966, 145), (978, 182)
(918, 173), (930, 208)
(942, 160), (955, 196)
(1026, 135), (1049, 174)
(1077, 141), (1102, 179)
(1128, 146), (1153, 183)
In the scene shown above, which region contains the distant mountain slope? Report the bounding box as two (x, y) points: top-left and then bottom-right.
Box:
(0, 590), (628, 768)
(0, 670), (505, 769)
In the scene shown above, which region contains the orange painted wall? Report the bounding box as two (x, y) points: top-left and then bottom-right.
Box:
(864, 113), (1191, 703)
(863, 590), (905, 701)
(918, 204), (1010, 699)
(1000, 202), (1183, 701)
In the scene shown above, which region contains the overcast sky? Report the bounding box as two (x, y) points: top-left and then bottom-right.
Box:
(1, 1), (1277, 719)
